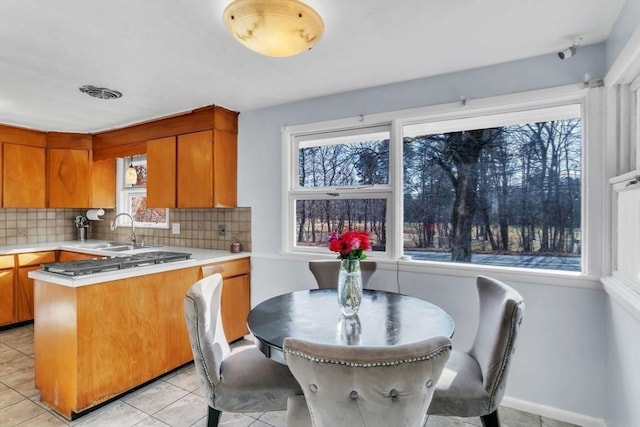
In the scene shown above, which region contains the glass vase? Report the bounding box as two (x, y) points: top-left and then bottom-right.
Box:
(337, 259), (363, 316)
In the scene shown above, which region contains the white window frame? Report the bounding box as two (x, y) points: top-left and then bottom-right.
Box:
(115, 158), (170, 230)
(282, 84), (602, 278)
(286, 124), (395, 259)
(601, 29), (640, 321)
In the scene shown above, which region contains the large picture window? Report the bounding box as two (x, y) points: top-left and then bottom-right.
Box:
(284, 90), (590, 274)
(403, 107), (581, 271)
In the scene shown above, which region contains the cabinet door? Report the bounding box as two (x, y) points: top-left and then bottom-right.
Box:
(3, 143), (46, 207)
(177, 131), (213, 208)
(0, 269), (14, 325)
(48, 148), (91, 207)
(0, 143), (3, 205)
(17, 251), (56, 322)
(91, 159), (116, 208)
(212, 129), (237, 207)
(221, 274), (250, 342)
(147, 136), (176, 208)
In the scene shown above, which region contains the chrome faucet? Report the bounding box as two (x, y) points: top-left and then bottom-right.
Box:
(111, 213), (137, 245)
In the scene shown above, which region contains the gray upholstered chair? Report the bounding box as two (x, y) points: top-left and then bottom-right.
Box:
(308, 260), (377, 289)
(283, 336), (451, 427)
(183, 273), (302, 427)
(427, 275), (525, 427)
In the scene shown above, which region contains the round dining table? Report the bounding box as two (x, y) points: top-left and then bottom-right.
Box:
(247, 288), (455, 364)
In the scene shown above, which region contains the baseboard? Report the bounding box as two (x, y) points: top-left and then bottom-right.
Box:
(502, 396), (607, 427)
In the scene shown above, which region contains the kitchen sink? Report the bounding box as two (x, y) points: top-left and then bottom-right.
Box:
(65, 241), (161, 252)
(98, 242), (162, 252)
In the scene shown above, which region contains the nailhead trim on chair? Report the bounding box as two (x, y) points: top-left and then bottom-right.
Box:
(185, 295), (215, 393)
(487, 301), (523, 411)
(284, 344), (451, 367)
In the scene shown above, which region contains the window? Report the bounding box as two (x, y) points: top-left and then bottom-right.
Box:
(116, 156), (169, 229)
(284, 88), (591, 273)
(288, 126), (392, 255)
(403, 106), (582, 271)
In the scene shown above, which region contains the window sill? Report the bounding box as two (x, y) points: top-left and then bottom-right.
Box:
(271, 250), (602, 290)
(601, 275), (640, 323)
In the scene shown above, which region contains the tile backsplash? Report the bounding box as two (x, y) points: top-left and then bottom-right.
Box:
(89, 208), (252, 252)
(0, 209), (84, 245)
(0, 207), (251, 252)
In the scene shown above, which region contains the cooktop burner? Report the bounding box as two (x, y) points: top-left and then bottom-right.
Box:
(41, 251), (192, 277)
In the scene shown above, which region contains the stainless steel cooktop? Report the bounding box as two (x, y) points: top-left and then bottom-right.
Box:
(41, 251), (192, 277)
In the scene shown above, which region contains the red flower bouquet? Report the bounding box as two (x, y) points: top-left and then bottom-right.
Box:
(328, 230), (372, 260)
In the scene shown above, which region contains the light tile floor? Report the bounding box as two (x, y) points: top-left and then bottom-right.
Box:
(0, 324), (581, 427)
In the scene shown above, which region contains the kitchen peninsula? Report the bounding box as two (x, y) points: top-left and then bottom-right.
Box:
(22, 241), (250, 420)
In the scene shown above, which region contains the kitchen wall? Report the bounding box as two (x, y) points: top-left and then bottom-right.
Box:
(89, 207), (252, 252)
(0, 208), (84, 245)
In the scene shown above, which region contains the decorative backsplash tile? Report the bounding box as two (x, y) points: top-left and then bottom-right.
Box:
(89, 207), (252, 252)
(0, 209), (82, 245)
(0, 207), (252, 251)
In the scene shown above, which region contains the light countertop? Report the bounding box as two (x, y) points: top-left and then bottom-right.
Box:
(0, 240), (249, 287)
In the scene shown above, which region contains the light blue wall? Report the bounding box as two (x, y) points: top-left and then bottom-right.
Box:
(605, 302), (640, 427)
(238, 46), (610, 420)
(606, 0), (640, 69)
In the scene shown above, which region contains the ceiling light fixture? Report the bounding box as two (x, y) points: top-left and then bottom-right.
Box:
(223, 0), (324, 58)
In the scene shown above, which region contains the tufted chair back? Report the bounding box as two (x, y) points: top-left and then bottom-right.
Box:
(184, 273), (302, 426)
(469, 275), (525, 410)
(309, 260), (377, 289)
(184, 273), (230, 398)
(284, 336), (451, 427)
(427, 275), (525, 427)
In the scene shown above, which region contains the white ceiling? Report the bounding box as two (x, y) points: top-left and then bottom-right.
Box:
(0, 0), (625, 133)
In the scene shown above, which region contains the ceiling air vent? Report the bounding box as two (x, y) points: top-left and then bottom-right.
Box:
(79, 85), (122, 99)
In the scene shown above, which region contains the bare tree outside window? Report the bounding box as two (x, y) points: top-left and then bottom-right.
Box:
(403, 118), (581, 269)
(295, 130), (389, 250)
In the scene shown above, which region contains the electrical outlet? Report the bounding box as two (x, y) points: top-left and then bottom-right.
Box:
(218, 224), (226, 236)
(172, 223), (180, 234)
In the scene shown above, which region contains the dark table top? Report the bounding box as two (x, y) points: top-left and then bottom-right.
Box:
(247, 288), (455, 364)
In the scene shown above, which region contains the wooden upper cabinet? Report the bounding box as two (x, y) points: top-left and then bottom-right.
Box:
(46, 132), (114, 209)
(212, 129), (237, 208)
(91, 159), (116, 208)
(177, 131), (213, 208)
(147, 136), (177, 208)
(48, 148), (91, 207)
(147, 129), (237, 209)
(177, 130), (237, 208)
(3, 143), (46, 207)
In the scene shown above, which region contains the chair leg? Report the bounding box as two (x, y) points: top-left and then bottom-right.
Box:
(480, 410), (500, 427)
(207, 406), (221, 427)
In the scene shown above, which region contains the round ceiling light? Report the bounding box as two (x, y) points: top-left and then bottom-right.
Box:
(223, 0), (324, 58)
(79, 85), (122, 99)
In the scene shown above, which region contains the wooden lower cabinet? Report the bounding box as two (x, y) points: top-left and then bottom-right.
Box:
(0, 255), (16, 326)
(16, 252), (55, 322)
(201, 258), (251, 342)
(34, 257), (250, 419)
